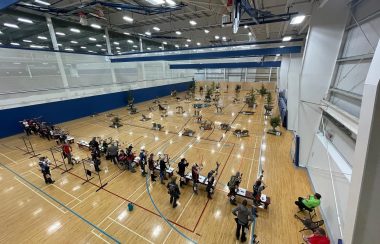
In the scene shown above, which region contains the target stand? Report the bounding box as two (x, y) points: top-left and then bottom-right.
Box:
(81, 158), (108, 192)
(49, 146), (72, 173)
(16, 136), (40, 158)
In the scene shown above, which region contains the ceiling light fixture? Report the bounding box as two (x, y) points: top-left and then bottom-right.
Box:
(56, 32), (65, 36)
(89, 37), (97, 41)
(17, 18), (33, 24)
(175, 44), (179, 48)
(123, 16), (134, 23)
(153, 26), (160, 31)
(96, 44), (102, 47)
(244, 25), (248, 29)
(10, 42), (20, 46)
(175, 31), (181, 35)
(222, 36), (226, 41)
(204, 29), (209, 33)
(166, 0), (176, 6)
(34, 0), (50, 6)
(145, 31), (151, 36)
(90, 23), (101, 29)
(127, 40), (133, 43)
(189, 20), (197, 26)
(123, 32), (130, 35)
(215, 35), (220, 40)
(197, 42), (201, 46)
(114, 42), (120, 45)
(290, 15), (306, 25)
(147, 47), (151, 50)
(282, 36), (292, 41)
(185, 44), (189, 47)
(145, 0), (165, 5)
(70, 40), (78, 44)
(116, 47), (121, 50)
(133, 45), (138, 48)
(65, 48), (74, 51)
(4, 23), (19, 29)
(162, 41), (167, 45)
(70, 28), (80, 33)
(23, 39), (32, 43)
(80, 46), (87, 49)
(186, 39), (191, 42)
(37, 36), (47, 40)
(280, 45), (285, 48)
(30, 44), (45, 48)
(248, 32), (252, 36)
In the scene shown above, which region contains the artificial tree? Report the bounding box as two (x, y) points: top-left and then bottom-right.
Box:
(126, 90), (134, 109)
(258, 84), (268, 97)
(264, 92), (273, 113)
(268, 116), (281, 136)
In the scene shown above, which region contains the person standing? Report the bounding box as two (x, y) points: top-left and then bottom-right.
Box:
(177, 158), (189, 187)
(38, 157), (55, 184)
(191, 163), (200, 194)
(91, 148), (101, 172)
(62, 142), (73, 165)
(159, 155), (168, 184)
(107, 143), (119, 165)
(228, 172), (242, 205)
(148, 153), (157, 182)
(167, 177), (181, 208)
(139, 149), (147, 176)
(89, 137), (99, 151)
(206, 170), (215, 199)
(232, 199), (252, 242)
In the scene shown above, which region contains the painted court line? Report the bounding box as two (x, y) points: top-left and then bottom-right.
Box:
(107, 217), (154, 244)
(1, 163), (121, 244)
(14, 177), (67, 214)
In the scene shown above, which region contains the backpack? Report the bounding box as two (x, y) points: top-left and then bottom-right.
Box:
(168, 183), (176, 194)
(227, 176), (236, 187)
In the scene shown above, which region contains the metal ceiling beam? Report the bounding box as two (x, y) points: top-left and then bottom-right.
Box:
(0, 0), (21, 10)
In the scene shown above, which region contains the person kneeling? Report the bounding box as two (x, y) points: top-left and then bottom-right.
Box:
(295, 193), (321, 212)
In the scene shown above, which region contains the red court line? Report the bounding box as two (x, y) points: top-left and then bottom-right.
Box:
(55, 165), (195, 234)
(192, 143), (236, 232)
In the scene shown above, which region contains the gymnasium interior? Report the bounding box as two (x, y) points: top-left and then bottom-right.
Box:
(0, 0), (379, 243)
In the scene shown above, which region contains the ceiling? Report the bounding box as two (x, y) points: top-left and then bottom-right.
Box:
(0, 0), (313, 55)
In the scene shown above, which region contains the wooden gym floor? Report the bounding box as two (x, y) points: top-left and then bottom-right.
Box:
(0, 82), (315, 244)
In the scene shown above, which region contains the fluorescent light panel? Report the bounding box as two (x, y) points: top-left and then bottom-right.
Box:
(145, 0), (165, 5)
(166, 0), (176, 5)
(23, 39), (32, 43)
(70, 40), (78, 44)
(189, 20), (197, 26)
(11, 42), (20, 46)
(153, 26), (160, 31)
(37, 36), (47, 40)
(204, 29), (209, 33)
(4, 23), (19, 29)
(17, 18), (33, 24)
(162, 41), (167, 45)
(123, 16), (133, 23)
(175, 31), (181, 35)
(56, 32), (65, 36)
(127, 40), (133, 43)
(145, 31), (151, 36)
(290, 15), (306, 25)
(90, 23), (101, 29)
(70, 28), (80, 33)
(282, 36), (292, 42)
(89, 37), (96, 41)
(34, 0), (51, 6)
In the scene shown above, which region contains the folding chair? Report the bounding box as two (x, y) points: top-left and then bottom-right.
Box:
(294, 214), (324, 232)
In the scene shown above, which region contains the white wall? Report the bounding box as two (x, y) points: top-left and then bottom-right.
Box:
(0, 48), (194, 110)
(308, 133), (351, 243)
(297, 0), (349, 165)
(279, 53), (302, 131)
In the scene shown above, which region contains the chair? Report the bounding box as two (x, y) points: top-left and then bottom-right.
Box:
(298, 207), (317, 220)
(294, 214), (324, 232)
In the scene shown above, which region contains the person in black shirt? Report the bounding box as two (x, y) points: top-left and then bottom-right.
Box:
(89, 137), (99, 151)
(177, 158), (189, 187)
(148, 153), (156, 182)
(167, 177), (181, 208)
(205, 170), (215, 199)
(159, 154), (168, 184)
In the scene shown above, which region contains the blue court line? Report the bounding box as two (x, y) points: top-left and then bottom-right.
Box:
(145, 174), (198, 244)
(0, 162), (121, 244)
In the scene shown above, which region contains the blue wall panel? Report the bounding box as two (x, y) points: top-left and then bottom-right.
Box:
(0, 81), (192, 138)
(111, 46), (301, 63)
(170, 61), (281, 69)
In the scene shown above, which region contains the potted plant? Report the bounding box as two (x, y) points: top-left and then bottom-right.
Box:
(126, 90), (134, 109)
(264, 92), (273, 112)
(268, 116), (281, 136)
(247, 93), (256, 108)
(258, 84), (268, 97)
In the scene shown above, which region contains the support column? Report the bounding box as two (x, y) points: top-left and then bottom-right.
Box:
(105, 27), (112, 55)
(344, 40), (380, 244)
(139, 37), (143, 52)
(46, 15), (69, 88)
(296, 0), (349, 165)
